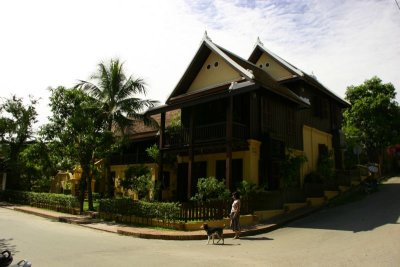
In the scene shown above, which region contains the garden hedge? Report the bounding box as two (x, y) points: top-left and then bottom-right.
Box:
(0, 190), (79, 213)
(98, 198), (180, 222)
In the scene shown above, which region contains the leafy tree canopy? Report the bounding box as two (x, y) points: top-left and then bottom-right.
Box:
(75, 58), (158, 134)
(42, 86), (112, 211)
(121, 165), (153, 200)
(0, 95), (38, 189)
(343, 76), (400, 161)
(75, 58), (158, 198)
(0, 95), (37, 145)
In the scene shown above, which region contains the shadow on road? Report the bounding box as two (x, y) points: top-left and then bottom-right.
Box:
(0, 238), (18, 254)
(288, 178), (400, 233)
(240, 237), (274, 241)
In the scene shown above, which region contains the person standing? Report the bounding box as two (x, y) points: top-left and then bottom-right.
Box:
(230, 191), (241, 239)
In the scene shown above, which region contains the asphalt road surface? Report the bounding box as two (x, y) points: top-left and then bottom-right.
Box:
(1, 177), (400, 267)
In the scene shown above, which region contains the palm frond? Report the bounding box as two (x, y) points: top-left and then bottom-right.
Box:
(118, 98), (158, 115)
(75, 80), (102, 99)
(124, 76), (147, 96)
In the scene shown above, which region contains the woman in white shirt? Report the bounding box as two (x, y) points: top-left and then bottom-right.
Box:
(230, 191), (241, 239)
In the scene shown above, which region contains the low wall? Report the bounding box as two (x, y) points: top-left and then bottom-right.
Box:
(98, 213), (257, 231)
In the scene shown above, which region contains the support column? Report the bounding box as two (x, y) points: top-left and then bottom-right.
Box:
(187, 108), (194, 199)
(247, 139), (261, 185)
(226, 96), (233, 191)
(158, 112), (166, 200)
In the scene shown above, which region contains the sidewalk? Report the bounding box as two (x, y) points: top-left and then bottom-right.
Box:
(1, 203), (322, 240)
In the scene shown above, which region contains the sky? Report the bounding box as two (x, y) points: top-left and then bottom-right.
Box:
(1, 0), (400, 127)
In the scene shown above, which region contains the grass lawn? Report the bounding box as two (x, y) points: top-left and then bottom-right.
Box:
(83, 200), (99, 211)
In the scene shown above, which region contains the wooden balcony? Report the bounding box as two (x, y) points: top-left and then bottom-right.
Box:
(110, 153), (153, 165)
(164, 122), (249, 148)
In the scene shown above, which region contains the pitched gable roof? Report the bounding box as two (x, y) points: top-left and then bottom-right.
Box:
(249, 38), (304, 78)
(216, 44), (309, 107)
(249, 38), (350, 107)
(166, 33), (254, 104)
(165, 33), (309, 108)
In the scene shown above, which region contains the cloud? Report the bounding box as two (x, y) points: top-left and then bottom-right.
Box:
(184, 0), (400, 100)
(1, 0), (399, 128)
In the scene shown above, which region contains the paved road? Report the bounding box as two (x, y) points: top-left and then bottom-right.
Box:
(1, 177), (400, 267)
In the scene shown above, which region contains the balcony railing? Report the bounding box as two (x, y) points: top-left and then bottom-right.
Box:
(164, 122), (248, 147)
(110, 153), (153, 165)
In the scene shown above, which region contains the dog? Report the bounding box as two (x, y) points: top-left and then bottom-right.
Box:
(201, 223), (225, 245)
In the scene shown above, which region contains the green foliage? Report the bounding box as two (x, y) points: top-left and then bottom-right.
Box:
(168, 113), (181, 130)
(146, 144), (159, 163)
(98, 198), (181, 222)
(121, 165), (153, 200)
(191, 177), (230, 202)
(0, 95), (38, 189)
(75, 58), (158, 198)
(43, 86), (112, 211)
(317, 150), (335, 182)
(343, 76), (400, 161)
(281, 152), (307, 189)
(237, 180), (265, 197)
(19, 141), (56, 192)
(0, 190), (79, 213)
(75, 58), (158, 134)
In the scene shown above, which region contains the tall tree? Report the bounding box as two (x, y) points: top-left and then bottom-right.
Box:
(343, 76), (400, 164)
(75, 58), (158, 197)
(0, 96), (38, 189)
(43, 87), (111, 211)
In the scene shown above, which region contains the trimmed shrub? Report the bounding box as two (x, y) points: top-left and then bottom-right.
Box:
(0, 190), (79, 212)
(98, 198), (181, 222)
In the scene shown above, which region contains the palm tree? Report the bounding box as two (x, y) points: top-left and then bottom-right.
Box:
(76, 58), (158, 197)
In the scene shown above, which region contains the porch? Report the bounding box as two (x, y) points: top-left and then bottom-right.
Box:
(164, 122), (249, 148)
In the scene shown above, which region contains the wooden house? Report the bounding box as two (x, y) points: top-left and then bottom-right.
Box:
(111, 34), (349, 201)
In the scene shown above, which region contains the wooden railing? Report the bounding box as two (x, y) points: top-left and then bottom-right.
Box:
(178, 195), (280, 222)
(164, 122), (249, 147)
(179, 199), (231, 222)
(109, 153), (153, 165)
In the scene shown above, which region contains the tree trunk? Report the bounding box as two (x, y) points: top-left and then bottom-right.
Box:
(105, 157), (114, 198)
(78, 173), (87, 213)
(87, 165), (94, 211)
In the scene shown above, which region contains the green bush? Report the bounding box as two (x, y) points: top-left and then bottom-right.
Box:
(121, 165), (153, 200)
(237, 180), (265, 197)
(281, 152), (307, 189)
(0, 190), (79, 211)
(98, 198), (181, 222)
(190, 177), (231, 202)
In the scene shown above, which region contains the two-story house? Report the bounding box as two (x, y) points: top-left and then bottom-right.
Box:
(111, 34), (349, 201)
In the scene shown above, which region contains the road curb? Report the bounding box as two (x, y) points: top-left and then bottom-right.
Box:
(8, 204), (322, 240)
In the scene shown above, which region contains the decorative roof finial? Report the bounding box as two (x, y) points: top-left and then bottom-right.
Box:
(257, 36), (264, 46)
(203, 30), (212, 42)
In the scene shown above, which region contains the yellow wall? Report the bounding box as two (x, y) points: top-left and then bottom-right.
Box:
(255, 53), (293, 80)
(187, 52), (242, 93)
(110, 163), (158, 200)
(302, 125), (333, 177)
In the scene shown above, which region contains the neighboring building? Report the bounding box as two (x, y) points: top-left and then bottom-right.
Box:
(110, 34), (350, 201)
